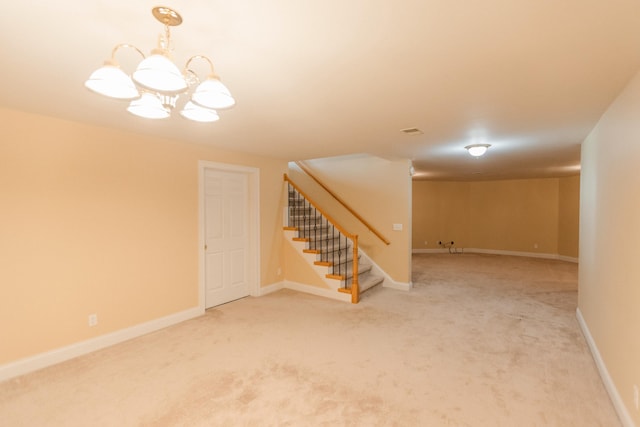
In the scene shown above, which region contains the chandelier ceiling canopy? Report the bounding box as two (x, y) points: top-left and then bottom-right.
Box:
(85, 6), (234, 123)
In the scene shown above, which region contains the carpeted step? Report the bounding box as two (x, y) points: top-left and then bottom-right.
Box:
(341, 262), (384, 293)
(295, 225), (339, 237)
(288, 214), (323, 224)
(326, 260), (374, 279)
(354, 273), (384, 293)
(311, 238), (351, 251)
(329, 258), (367, 276)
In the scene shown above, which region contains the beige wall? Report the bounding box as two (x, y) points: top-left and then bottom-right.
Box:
(579, 70), (640, 425)
(0, 108), (287, 365)
(412, 177), (579, 257)
(287, 155), (412, 284)
(558, 175), (580, 258)
(282, 240), (330, 288)
(412, 181), (470, 248)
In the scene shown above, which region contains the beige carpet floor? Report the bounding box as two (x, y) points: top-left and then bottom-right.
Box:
(0, 254), (620, 426)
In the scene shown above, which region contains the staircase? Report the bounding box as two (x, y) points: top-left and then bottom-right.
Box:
(284, 179), (384, 302)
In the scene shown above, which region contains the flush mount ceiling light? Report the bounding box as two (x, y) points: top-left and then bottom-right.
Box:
(465, 143), (491, 157)
(85, 6), (234, 122)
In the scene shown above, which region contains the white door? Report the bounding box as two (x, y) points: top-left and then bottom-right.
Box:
(204, 169), (250, 308)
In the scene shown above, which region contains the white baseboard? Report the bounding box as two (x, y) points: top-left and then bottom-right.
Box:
(412, 248), (450, 254)
(261, 280), (352, 303)
(382, 280), (412, 291)
(0, 306), (203, 383)
(412, 247), (579, 263)
(558, 254), (579, 263)
(576, 308), (636, 427)
(259, 282), (285, 296)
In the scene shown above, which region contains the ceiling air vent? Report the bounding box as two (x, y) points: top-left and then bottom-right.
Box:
(400, 127), (423, 135)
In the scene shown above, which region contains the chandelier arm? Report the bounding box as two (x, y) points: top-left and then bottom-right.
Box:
(184, 55), (217, 77)
(183, 68), (201, 88)
(111, 43), (146, 62)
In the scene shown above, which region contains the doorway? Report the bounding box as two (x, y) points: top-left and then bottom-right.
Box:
(199, 161), (260, 310)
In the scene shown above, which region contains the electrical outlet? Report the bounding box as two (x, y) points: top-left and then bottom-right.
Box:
(88, 314), (98, 327)
(634, 384), (639, 411)
(533, 243), (539, 249)
(424, 241), (428, 245)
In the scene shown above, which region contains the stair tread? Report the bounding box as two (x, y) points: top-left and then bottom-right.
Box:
(330, 261), (371, 276)
(351, 274), (384, 293)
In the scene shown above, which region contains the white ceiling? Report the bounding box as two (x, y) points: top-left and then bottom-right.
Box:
(2, 1), (640, 180)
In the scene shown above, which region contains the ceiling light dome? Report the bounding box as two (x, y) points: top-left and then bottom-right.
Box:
(465, 144), (491, 157)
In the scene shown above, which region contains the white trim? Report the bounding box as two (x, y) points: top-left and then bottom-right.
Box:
(198, 161), (261, 312)
(558, 254), (579, 263)
(383, 280), (413, 291)
(259, 282), (284, 296)
(0, 307), (202, 383)
(467, 247), (563, 260)
(412, 247), (579, 263)
(576, 308), (636, 427)
(284, 280), (352, 302)
(259, 280), (352, 302)
(412, 248), (450, 254)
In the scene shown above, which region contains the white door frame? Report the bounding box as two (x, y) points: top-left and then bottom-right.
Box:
(198, 160), (260, 312)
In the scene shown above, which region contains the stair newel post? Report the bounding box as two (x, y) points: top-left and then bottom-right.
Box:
(351, 234), (359, 304)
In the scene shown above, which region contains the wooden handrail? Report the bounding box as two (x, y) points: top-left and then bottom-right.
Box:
(284, 174), (359, 303)
(284, 174), (356, 240)
(294, 161), (391, 245)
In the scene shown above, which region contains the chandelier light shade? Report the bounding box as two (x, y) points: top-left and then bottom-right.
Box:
(84, 7), (234, 122)
(180, 101), (221, 122)
(132, 51), (188, 94)
(85, 62), (140, 100)
(127, 92), (170, 119)
(465, 143), (491, 157)
(192, 76), (236, 110)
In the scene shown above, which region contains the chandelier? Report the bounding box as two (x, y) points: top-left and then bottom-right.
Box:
(85, 6), (234, 123)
